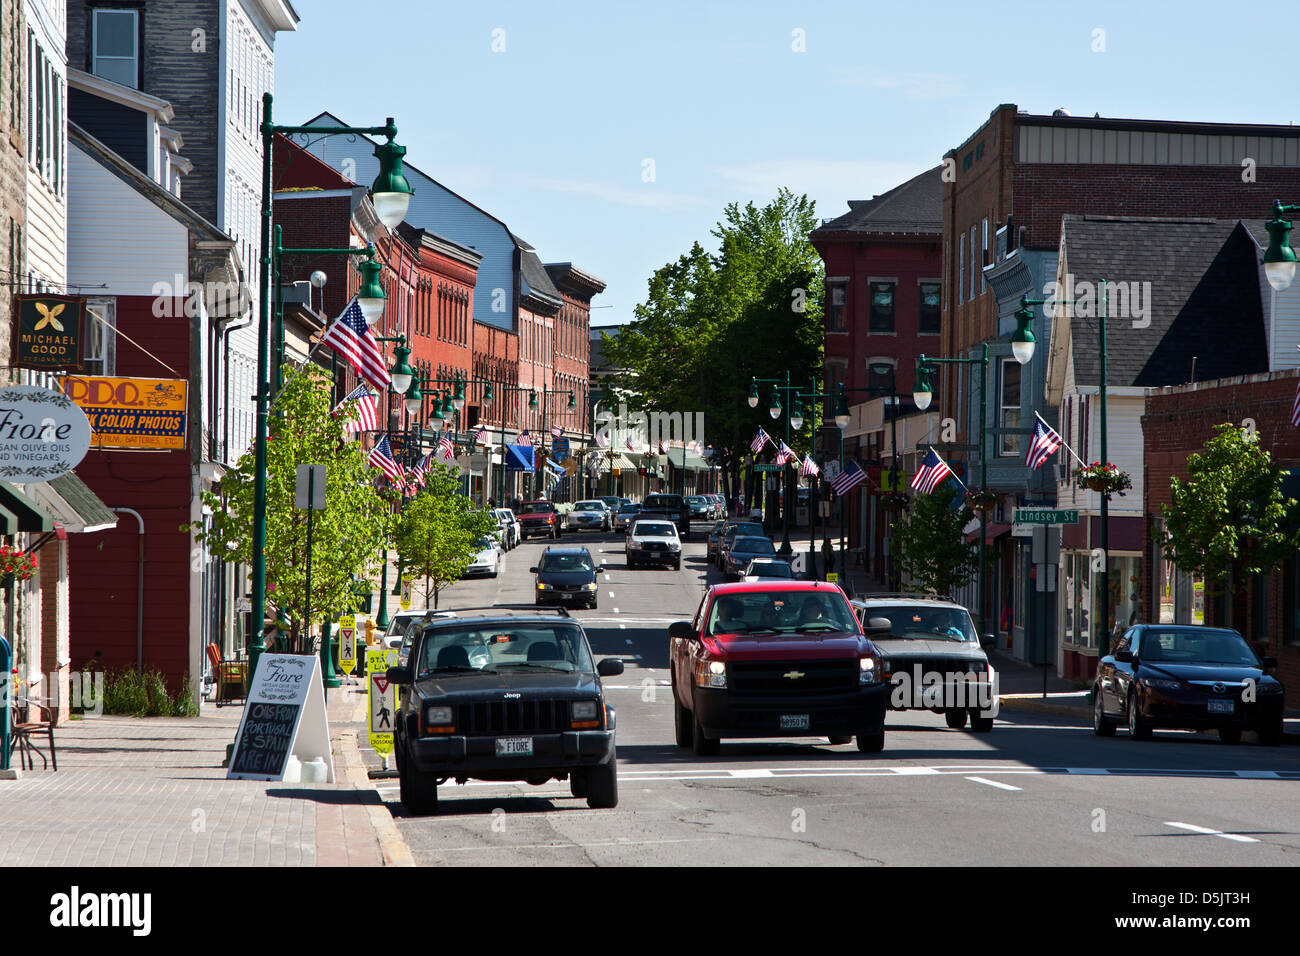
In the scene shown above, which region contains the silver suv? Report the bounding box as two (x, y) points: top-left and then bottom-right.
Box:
(849, 595), (998, 731)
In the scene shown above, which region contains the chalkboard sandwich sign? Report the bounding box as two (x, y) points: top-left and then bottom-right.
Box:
(227, 654), (334, 783)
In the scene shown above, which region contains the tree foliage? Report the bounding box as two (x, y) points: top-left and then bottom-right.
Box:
(1162, 424), (1300, 588)
(893, 483), (979, 596)
(394, 463), (498, 608)
(196, 367), (392, 646)
(601, 189), (825, 501)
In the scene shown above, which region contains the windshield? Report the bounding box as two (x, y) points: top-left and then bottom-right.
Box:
(644, 495), (683, 509)
(725, 523), (764, 540)
(417, 623), (594, 676)
(1138, 628), (1259, 665)
(707, 591), (859, 635)
(633, 522), (676, 537)
(618, 504), (640, 514)
(732, 536), (775, 555)
(473, 537), (493, 550)
(539, 552), (594, 573)
(575, 501), (603, 511)
(748, 561), (793, 577)
(687, 497), (706, 505)
(520, 502), (555, 514)
(867, 606), (978, 642)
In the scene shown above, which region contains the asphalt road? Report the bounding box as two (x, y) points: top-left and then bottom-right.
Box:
(360, 527), (1300, 867)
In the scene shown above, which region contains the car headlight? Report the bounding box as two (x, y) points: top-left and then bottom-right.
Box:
(571, 700), (599, 721)
(584, 582), (597, 590)
(1257, 678), (1284, 693)
(696, 660), (727, 688)
(1142, 677), (1184, 691)
(537, 582), (550, 590)
(425, 705), (453, 728)
(860, 652), (883, 684)
(968, 660), (991, 677)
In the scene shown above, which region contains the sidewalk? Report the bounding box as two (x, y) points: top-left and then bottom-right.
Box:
(0, 671), (412, 867)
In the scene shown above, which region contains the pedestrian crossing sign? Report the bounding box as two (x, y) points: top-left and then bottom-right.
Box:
(338, 614), (356, 675)
(399, 578), (412, 611)
(367, 649), (399, 755)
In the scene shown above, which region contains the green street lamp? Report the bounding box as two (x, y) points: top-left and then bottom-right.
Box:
(452, 375), (466, 410)
(768, 388), (781, 420)
(750, 371), (801, 555)
(390, 344), (414, 396)
(370, 139), (413, 229)
(356, 256), (388, 325)
(789, 397), (805, 432)
(404, 381), (423, 417)
(1264, 200), (1299, 292)
(912, 362), (935, 410)
(833, 388), (851, 430)
(748, 380), (760, 409)
(1011, 300), (1038, 366)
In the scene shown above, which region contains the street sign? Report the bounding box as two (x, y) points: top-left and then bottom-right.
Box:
(553, 436), (570, 458)
(295, 464), (326, 510)
(1014, 508), (1079, 525)
(338, 614), (356, 675)
(827, 572), (839, 584)
(754, 463), (783, 472)
(399, 579), (412, 611)
(367, 649), (399, 755)
(228, 654), (334, 782)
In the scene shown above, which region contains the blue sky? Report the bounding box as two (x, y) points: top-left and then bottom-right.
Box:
(274, 1), (1296, 325)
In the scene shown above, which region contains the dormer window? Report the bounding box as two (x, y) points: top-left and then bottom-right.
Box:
(93, 8), (139, 88)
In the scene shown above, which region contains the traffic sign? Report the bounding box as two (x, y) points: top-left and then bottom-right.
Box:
(827, 572), (839, 584)
(1014, 508), (1079, 525)
(399, 579), (412, 611)
(338, 614), (356, 675)
(367, 649), (399, 755)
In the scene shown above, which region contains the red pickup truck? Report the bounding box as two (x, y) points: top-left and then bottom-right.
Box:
(517, 500), (561, 540)
(668, 580), (889, 755)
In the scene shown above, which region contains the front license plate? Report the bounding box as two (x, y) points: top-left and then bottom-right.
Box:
(780, 714), (810, 731)
(495, 737), (534, 756)
(1207, 699), (1234, 714)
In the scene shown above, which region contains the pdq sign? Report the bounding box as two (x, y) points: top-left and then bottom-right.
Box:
(0, 385), (92, 482)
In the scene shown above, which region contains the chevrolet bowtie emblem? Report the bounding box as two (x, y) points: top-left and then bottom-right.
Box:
(783, 671), (805, 680)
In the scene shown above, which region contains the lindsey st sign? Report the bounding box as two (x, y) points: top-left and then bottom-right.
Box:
(0, 385), (92, 482)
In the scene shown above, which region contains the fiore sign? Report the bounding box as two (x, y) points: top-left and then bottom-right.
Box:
(0, 386), (92, 483)
(61, 376), (188, 451)
(14, 294), (85, 372)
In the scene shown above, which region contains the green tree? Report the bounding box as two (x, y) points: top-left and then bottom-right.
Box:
(196, 367), (391, 648)
(602, 189), (824, 504)
(394, 463), (497, 608)
(893, 483), (978, 596)
(1162, 424), (1300, 598)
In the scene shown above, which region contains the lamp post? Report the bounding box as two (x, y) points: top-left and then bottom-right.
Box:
(913, 312), (1037, 635)
(368, 335), (415, 631)
(249, 95), (412, 682)
(748, 372), (804, 555)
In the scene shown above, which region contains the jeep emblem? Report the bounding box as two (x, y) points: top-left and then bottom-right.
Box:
(504, 692), (521, 699)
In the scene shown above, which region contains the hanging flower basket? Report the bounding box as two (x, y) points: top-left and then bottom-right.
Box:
(882, 492), (911, 513)
(965, 489), (997, 511)
(1073, 462), (1132, 496)
(0, 543), (37, 582)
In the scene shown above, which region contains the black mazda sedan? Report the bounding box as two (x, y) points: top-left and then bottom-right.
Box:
(1093, 624), (1285, 744)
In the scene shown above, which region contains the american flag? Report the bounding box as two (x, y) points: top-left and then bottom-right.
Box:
(659, 439), (670, 453)
(775, 441), (795, 464)
(410, 452), (431, 487)
(473, 426), (487, 444)
(438, 434), (456, 460)
(595, 428), (609, 448)
(551, 424), (563, 439)
(517, 430), (533, 446)
(1025, 414), (1064, 470)
(750, 428), (771, 453)
(911, 447), (954, 495)
(800, 454), (820, 477)
(830, 460), (866, 496)
(335, 384), (379, 432)
(322, 297), (392, 392)
(366, 434), (403, 482)
(624, 435), (635, 452)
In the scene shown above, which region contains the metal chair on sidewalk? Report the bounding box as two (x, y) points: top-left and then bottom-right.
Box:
(10, 694), (56, 771)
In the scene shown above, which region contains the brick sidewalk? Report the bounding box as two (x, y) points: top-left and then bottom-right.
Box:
(0, 674), (412, 867)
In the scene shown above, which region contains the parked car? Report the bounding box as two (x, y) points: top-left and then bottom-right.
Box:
(532, 546), (604, 609)
(850, 596), (997, 731)
(517, 500), (561, 539)
(717, 521), (766, 570)
(566, 499), (612, 532)
(492, 508), (520, 550)
(723, 535), (777, 580)
(625, 518), (681, 570)
(387, 607), (624, 813)
(668, 581), (889, 755)
(705, 520), (726, 561)
(600, 495), (623, 513)
(1093, 624), (1285, 744)
(613, 502), (642, 532)
(462, 537), (503, 577)
(743, 558), (795, 581)
(686, 495), (712, 521)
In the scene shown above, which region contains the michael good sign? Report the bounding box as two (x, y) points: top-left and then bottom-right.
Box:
(14, 294), (85, 371)
(0, 385), (92, 482)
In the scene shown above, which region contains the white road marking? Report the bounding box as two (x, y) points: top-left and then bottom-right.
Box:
(613, 608), (620, 614)
(619, 624), (626, 630)
(1165, 822), (1259, 843)
(427, 838), (720, 852)
(966, 776), (1022, 791)
(728, 769), (775, 778)
(889, 767), (942, 775)
(608, 591), (615, 598)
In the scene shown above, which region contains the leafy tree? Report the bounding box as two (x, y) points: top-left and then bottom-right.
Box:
(394, 463), (498, 608)
(1162, 424), (1300, 595)
(196, 367), (391, 649)
(893, 483), (978, 596)
(602, 189), (824, 505)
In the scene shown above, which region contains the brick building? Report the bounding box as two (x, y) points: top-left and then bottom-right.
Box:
(1143, 371), (1300, 691)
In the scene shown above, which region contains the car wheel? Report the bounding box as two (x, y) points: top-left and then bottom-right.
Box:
(1127, 690), (1152, 740)
(673, 693), (692, 748)
(1093, 688), (1116, 737)
(945, 708), (968, 730)
(1218, 726), (1243, 745)
(398, 754), (438, 815)
(589, 597), (598, 610)
(968, 713), (994, 733)
(673, 560), (681, 571)
(569, 771), (589, 799)
(856, 730), (885, 753)
(1257, 719), (1283, 746)
(692, 707), (720, 757)
(827, 735), (852, 745)
(585, 747), (619, 809)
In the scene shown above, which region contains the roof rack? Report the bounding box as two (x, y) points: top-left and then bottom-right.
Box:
(851, 592), (962, 603)
(427, 604), (571, 618)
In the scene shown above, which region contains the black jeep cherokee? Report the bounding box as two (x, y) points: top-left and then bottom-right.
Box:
(386, 607), (623, 814)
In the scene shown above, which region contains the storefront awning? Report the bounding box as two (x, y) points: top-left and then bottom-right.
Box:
(965, 521), (1011, 545)
(607, 453), (637, 471)
(0, 481), (53, 534)
(29, 473), (118, 533)
(504, 444), (535, 472)
(666, 447), (710, 472)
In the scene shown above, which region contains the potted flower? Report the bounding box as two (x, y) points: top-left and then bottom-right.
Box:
(881, 492), (911, 512)
(1072, 461), (1133, 496)
(965, 488), (997, 511)
(0, 543), (37, 582)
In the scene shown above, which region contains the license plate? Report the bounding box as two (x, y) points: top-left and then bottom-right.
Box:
(1207, 699), (1234, 714)
(495, 737), (533, 756)
(780, 714), (810, 731)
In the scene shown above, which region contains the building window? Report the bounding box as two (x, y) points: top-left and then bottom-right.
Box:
(957, 236), (964, 307)
(84, 299), (116, 376)
(969, 226), (977, 300)
(918, 282), (941, 335)
(866, 359), (894, 394)
(868, 281), (894, 333)
(999, 358), (1021, 456)
(981, 219), (989, 293)
(93, 8), (140, 89)
(827, 283), (846, 332)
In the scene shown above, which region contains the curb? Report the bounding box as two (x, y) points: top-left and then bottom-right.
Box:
(998, 696), (1092, 720)
(337, 691), (415, 867)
